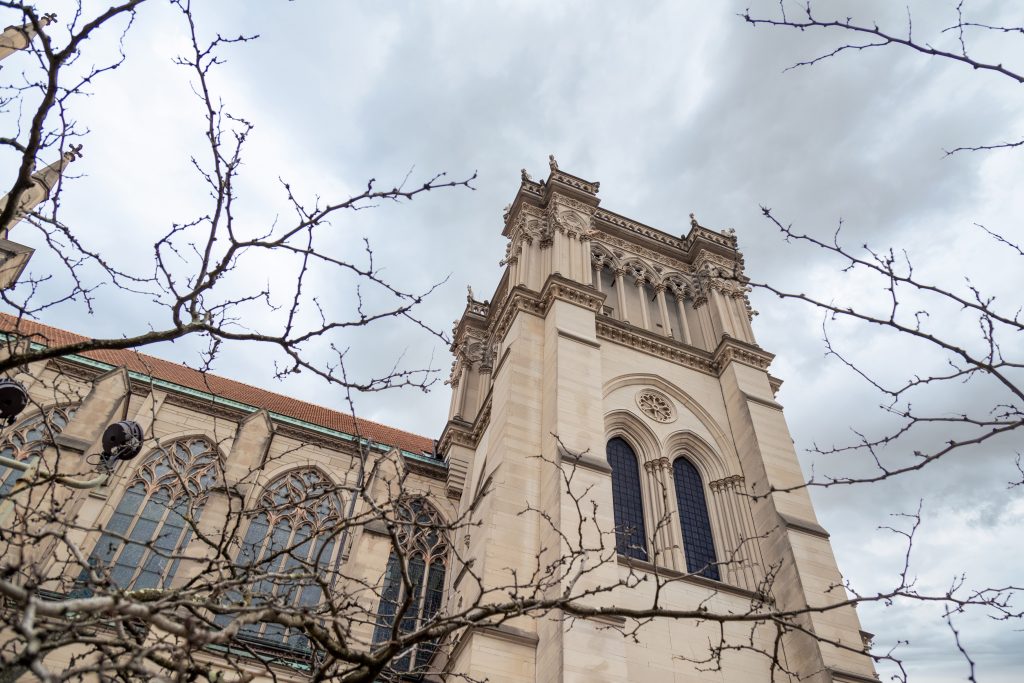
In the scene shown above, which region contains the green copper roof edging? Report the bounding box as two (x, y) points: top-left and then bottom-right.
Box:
(7, 336), (442, 467)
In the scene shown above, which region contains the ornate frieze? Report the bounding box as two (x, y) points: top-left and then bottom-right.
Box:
(712, 338), (774, 372)
(595, 320), (774, 377)
(438, 397), (491, 456)
(708, 474), (744, 493)
(592, 229), (693, 276)
(539, 276), (605, 314)
(596, 320), (717, 375)
(595, 209), (688, 252)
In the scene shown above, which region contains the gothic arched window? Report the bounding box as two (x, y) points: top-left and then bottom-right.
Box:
(672, 456), (719, 580)
(0, 404), (78, 497)
(372, 498), (448, 674)
(606, 437), (648, 561)
(235, 468), (344, 649)
(86, 437), (219, 591)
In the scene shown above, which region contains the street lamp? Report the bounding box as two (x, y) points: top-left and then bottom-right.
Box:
(0, 419), (145, 525)
(0, 378), (29, 425)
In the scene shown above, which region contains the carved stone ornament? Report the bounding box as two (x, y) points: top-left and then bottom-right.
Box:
(559, 210), (588, 235)
(636, 389), (676, 423)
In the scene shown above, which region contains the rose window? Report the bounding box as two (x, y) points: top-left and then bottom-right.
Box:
(637, 391), (675, 423)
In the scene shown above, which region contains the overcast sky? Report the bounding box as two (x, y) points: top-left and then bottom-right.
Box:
(2, 1), (1022, 681)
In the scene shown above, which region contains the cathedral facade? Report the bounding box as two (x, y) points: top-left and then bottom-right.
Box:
(0, 162), (877, 682)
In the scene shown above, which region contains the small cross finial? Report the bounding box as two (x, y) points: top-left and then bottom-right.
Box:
(65, 144), (83, 161)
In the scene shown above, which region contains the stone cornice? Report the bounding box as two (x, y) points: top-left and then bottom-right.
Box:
(49, 353), (441, 470)
(591, 210), (742, 272)
(828, 667), (880, 683)
(616, 555), (770, 602)
(161, 389), (252, 423)
(538, 273), (606, 315)
(443, 622), (539, 677)
(490, 283), (546, 345)
(438, 418), (475, 455)
(712, 337), (775, 372)
(596, 317), (718, 375)
(487, 274), (606, 346)
(778, 512), (830, 540)
(438, 397), (492, 457)
(558, 442), (612, 475)
(592, 229), (693, 276)
(594, 321), (777, 379)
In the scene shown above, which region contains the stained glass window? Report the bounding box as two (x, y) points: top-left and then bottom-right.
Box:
(84, 437), (219, 592)
(0, 405), (78, 497)
(606, 437), (648, 561)
(672, 456), (719, 580)
(372, 498), (448, 674)
(231, 468), (344, 651)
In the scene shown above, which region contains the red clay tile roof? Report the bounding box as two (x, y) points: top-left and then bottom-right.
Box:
(0, 313), (435, 456)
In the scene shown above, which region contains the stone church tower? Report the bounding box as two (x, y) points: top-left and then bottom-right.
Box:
(438, 159), (877, 683)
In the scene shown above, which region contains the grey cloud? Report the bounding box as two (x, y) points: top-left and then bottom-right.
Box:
(4, 1), (1023, 680)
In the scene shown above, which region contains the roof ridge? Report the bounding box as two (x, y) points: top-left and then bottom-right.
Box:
(0, 312), (435, 454)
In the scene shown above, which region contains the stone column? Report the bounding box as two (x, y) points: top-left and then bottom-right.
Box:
(674, 293), (692, 345)
(654, 457), (683, 571)
(708, 475), (762, 592)
(454, 363), (469, 420)
(693, 295), (715, 349)
(518, 239), (531, 288)
(636, 281), (651, 330)
(655, 285), (672, 338)
(734, 293), (757, 343)
(579, 234), (593, 287)
(614, 268), (628, 323)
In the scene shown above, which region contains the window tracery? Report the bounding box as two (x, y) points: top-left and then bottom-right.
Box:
(636, 390), (675, 423)
(85, 436), (220, 592)
(0, 404), (78, 497)
(372, 497), (449, 674)
(234, 468), (345, 649)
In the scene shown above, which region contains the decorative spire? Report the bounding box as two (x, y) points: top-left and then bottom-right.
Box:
(0, 13), (56, 63)
(0, 145), (82, 238)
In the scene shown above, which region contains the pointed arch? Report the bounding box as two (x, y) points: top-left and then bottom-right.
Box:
(589, 242), (619, 271)
(603, 374), (741, 470)
(591, 244), (622, 318)
(662, 274), (694, 344)
(605, 437), (648, 561)
(673, 455), (719, 580)
(84, 436), (221, 592)
(604, 409), (661, 464)
(620, 257), (660, 286)
(231, 467), (346, 649)
(372, 497), (449, 674)
(662, 430), (732, 483)
(0, 403), (78, 497)
(619, 258), (662, 332)
(662, 272), (692, 298)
